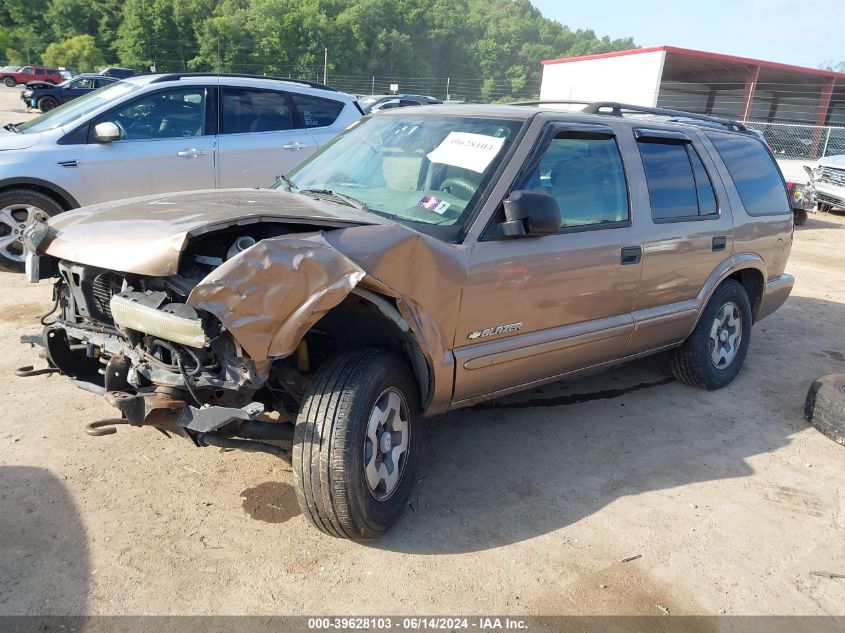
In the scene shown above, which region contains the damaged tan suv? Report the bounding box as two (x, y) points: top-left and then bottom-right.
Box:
(20, 102), (794, 540)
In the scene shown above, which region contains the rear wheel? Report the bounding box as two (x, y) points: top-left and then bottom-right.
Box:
(4, 77), (15, 88)
(0, 189), (64, 273)
(293, 348), (419, 540)
(37, 96), (59, 113)
(670, 279), (752, 390)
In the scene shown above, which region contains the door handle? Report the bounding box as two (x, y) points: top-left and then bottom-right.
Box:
(282, 141), (308, 151)
(712, 236), (727, 252)
(177, 148), (206, 158)
(621, 245), (642, 265)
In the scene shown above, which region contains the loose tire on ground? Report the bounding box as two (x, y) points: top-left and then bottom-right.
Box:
(804, 374), (845, 446)
(793, 209), (808, 226)
(292, 348), (420, 540)
(670, 279), (752, 390)
(38, 96), (59, 113)
(0, 188), (65, 273)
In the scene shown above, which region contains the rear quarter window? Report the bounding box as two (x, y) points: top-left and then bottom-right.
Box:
(707, 132), (790, 216)
(291, 94), (344, 128)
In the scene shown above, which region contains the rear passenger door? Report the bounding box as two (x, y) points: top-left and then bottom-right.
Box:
(453, 122), (642, 402)
(625, 129), (734, 355)
(216, 87), (317, 188)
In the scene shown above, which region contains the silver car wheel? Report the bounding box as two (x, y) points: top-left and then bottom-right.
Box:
(0, 204), (48, 263)
(709, 301), (742, 369)
(364, 388), (410, 500)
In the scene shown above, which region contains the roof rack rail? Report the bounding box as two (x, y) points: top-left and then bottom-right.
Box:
(582, 101), (747, 133)
(508, 100), (748, 134)
(149, 72), (338, 92)
(508, 100), (593, 107)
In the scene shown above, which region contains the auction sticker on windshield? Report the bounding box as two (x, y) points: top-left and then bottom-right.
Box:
(426, 132), (506, 173)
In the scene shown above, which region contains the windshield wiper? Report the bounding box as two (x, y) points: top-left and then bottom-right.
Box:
(297, 188), (370, 212)
(3, 123), (20, 133)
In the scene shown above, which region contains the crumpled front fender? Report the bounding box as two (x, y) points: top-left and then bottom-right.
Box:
(187, 233), (365, 360)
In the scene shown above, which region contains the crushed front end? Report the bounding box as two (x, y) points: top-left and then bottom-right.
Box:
(19, 227), (317, 457)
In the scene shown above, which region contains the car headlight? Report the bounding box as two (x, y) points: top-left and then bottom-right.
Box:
(22, 90), (31, 97)
(110, 295), (208, 349)
(23, 220), (53, 253)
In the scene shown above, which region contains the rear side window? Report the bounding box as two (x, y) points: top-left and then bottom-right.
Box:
(519, 132), (629, 228)
(221, 88), (295, 134)
(291, 94), (344, 128)
(707, 132), (790, 216)
(638, 139), (719, 221)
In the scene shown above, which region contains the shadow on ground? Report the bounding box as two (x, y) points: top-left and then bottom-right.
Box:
(0, 466), (88, 614)
(369, 294), (840, 554)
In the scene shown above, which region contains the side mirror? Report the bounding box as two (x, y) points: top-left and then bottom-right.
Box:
(94, 121), (121, 143)
(496, 190), (561, 238)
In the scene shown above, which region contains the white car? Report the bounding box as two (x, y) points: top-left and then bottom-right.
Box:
(815, 154), (845, 212)
(0, 73), (362, 271)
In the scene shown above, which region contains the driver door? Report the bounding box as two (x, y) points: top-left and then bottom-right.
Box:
(452, 123), (642, 403)
(79, 86), (216, 205)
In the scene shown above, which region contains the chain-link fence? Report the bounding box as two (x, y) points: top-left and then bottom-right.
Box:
(743, 121), (845, 161)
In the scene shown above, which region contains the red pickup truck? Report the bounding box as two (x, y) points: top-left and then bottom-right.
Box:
(1, 66), (62, 87)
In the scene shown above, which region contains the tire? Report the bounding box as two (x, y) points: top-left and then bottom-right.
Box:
(293, 348), (420, 540)
(4, 77), (15, 88)
(0, 188), (65, 273)
(804, 374), (845, 446)
(794, 209), (808, 226)
(670, 279), (752, 390)
(37, 96), (59, 113)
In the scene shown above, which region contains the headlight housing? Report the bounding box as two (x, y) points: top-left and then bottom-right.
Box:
(110, 294), (208, 349)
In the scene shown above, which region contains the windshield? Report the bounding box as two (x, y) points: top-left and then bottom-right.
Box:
(279, 114), (524, 240)
(17, 81), (143, 134)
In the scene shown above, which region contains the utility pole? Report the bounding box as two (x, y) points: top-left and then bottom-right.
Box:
(446, 77), (450, 101)
(323, 48), (328, 85)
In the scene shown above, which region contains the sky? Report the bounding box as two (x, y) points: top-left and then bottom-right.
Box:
(532, 0), (844, 70)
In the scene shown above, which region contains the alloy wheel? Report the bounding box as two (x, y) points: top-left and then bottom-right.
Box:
(709, 302), (742, 369)
(0, 204), (48, 264)
(363, 388), (410, 500)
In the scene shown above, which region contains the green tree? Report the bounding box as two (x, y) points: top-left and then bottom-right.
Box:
(42, 34), (105, 71)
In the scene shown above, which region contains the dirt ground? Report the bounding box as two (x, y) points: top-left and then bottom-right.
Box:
(0, 86), (843, 618)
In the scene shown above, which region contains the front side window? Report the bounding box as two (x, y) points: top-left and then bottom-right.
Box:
(290, 93), (343, 128)
(281, 115), (524, 240)
(517, 132), (629, 228)
(221, 88), (294, 134)
(17, 81), (142, 134)
(22, 68), (33, 75)
(707, 132), (790, 216)
(71, 78), (95, 90)
(638, 139), (719, 221)
(108, 88), (206, 140)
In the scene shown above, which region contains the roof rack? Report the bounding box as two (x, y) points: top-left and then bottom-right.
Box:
(582, 101), (747, 133)
(508, 100), (593, 107)
(508, 100), (748, 134)
(149, 72), (338, 92)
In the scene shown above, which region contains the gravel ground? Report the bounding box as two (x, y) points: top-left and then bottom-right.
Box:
(0, 85), (843, 618)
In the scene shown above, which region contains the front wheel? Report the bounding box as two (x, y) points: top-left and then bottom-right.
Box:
(4, 77), (16, 88)
(37, 96), (59, 113)
(293, 348), (420, 540)
(0, 189), (64, 273)
(670, 279), (752, 390)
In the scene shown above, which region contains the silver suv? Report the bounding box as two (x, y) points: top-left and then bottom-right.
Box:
(0, 73), (362, 271)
